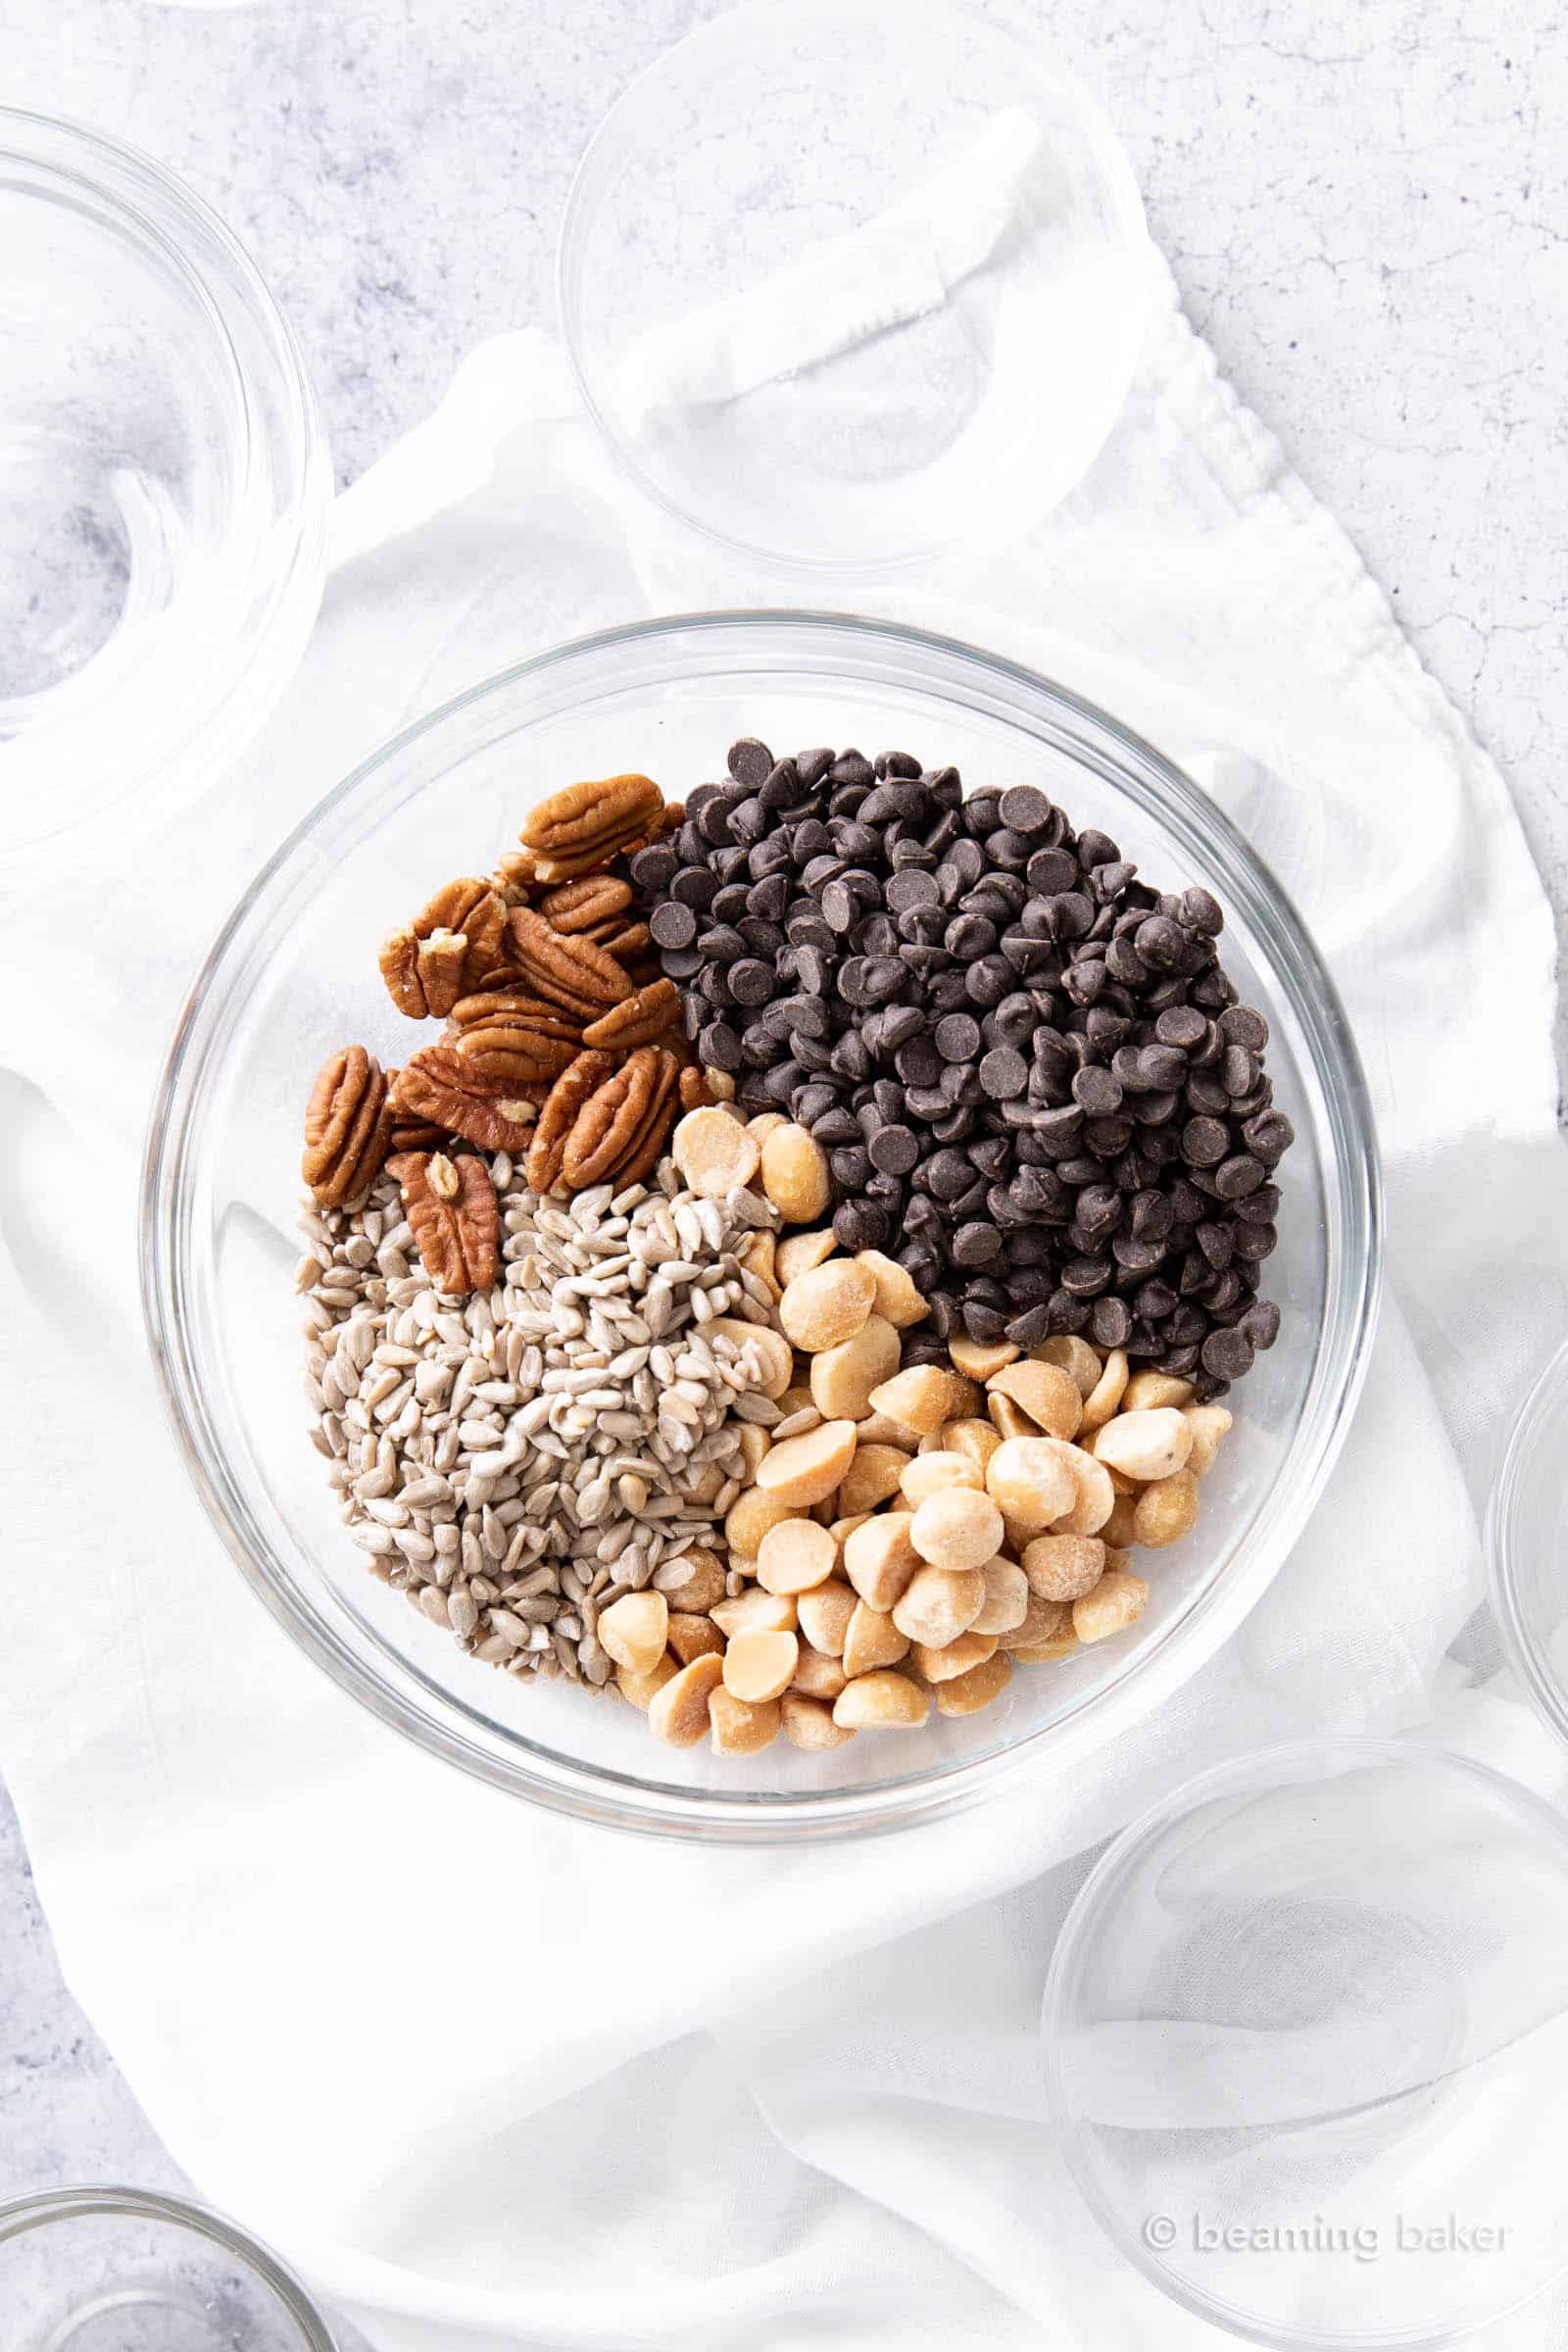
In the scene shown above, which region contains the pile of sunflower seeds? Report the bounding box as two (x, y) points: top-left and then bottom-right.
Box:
(300, 1152), (782, 1690)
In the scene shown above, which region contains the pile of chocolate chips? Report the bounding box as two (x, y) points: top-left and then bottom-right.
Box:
(626, 739), (1294, 1398)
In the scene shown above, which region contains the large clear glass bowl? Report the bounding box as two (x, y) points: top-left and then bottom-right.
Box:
(142, 612), (1381, 1842)
(0, 109), (329, 877)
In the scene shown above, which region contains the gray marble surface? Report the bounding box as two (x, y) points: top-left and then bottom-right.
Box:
(4, 0), (1565, 2308)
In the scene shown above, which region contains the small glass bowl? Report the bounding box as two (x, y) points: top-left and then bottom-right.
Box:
(0, 109), (329, 877)
(0, 2186), (335, 2352)
(558, 0), (1154, 576)
(1043, 1738), (1568, 2349)
(1488, 1333), (1568, 1752)
(142, 611), (1380, 1842)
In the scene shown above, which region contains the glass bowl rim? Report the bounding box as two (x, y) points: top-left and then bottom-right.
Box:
(1039, 1734), (1568, 2351)
(141, 607), (1382, 1844)
(0, 2182), (335, 2348)
(554, 0), (1154, 579)
(1487, 1332), (1568, 1753)
(0, 103), (330, 875)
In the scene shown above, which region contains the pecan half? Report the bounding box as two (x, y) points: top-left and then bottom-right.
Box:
(390, 1046), (544, 1153)
(519, 773), (663, 880)
(608, 1048), (683, 1187)
(378, 877), (507, 1019)
(303, 1046), (394, 1207)
(505, 906), (633, 1019)
(538, 874), (635, 938)
(679, 1066), (722, 1113)
(449, 985), (578, 1037)
(524, 1051), (618, 1194)
(388, 1150), (499, 1296)
(389, 1116), (449, 1152)
(602, 919), (651, 963)
(563, 1045), (680, 1189)
(448, 987), (583, 1084)
(455, 1017), (581, 1085)
(383, 1070), (448, 1152)
(581, 976), (681, 1052)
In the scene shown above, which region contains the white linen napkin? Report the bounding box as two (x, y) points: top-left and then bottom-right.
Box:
(2, 211), (1565, 2352)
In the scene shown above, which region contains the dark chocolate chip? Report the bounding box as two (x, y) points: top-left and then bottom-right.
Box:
(979, 1047), (1028, 1101)
(649, 900), (698, 950)
(934, 1012), (982, 1063)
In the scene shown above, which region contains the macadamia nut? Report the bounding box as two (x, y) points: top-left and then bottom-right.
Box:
(838, 1443), (915, 1516)
(648, 1651), (725, 1746)
(755, 1419), (859, 1506)
(796, 1580), (858, 1657)
(1072, 1568), (1150, 1643)
(1092, 1407), (1194, 1483)
(892, 1564), (986, 1648)
(867, 1364), (979, 1437)
(597, 1591), (668, 1678)
(843, 1600), (910, 1679)
(1133, 1468), (1200, 1547)
(781, 1690), (855, 1749)
(810, 1314), (902, 1419)
(710, 1688), (782, 1754)
(1022, 1533), (1106, 1602)
(909, 1488), (1005, 1574)
(935, 1651), (1013, 1715)
(723, 1629), (799, 1704)
(985, 1436), (1077, 1532)
(969, 1556), (1030, 1636)
(756, 1516), (838, 1595)
(986, 1359), (1083, 1441)
(670, 1106), (760, 1199)
(834, 1671), (930, 1731)
(760, 1122), (832, 1221)
(855, 1250), (931, 1330)
(843, 1512), (921, 1611)
(776, 1228), (838, 1285)
(1033, 1336), (1102, 1396)
(900, 1449), (986, 1506)
(779, 1259), (877, 1352)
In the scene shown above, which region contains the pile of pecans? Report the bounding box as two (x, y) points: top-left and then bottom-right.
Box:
(298, 740), (1281, 1763)
(301, 769), (715, 1232)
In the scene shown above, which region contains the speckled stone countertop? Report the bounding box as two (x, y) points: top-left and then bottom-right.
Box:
(4, 0), (1564, 2278)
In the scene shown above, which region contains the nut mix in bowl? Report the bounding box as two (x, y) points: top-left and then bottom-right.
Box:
(144, 612), (1380, 1840)
(301, 738), (1289, 1753)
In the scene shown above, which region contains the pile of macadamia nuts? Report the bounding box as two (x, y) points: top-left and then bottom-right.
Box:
(598, 1105), (1233, 1758)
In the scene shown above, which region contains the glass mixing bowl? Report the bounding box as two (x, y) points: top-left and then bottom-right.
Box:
(0, 2186), (336, 2352)
(558, 0), (1154, 576)
(1042, 1740), (1568, 2348)
(1488, 1333), (1568, 1754)
(0, 109), (329, 877)
(142, 612), (1381, 1841)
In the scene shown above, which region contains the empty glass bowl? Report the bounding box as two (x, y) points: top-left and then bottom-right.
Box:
(1043, 1739), (1568, 2348)
(0, 110), (329, 876)
(558, 0), (1154, 575)
(1488, 1333), (1568, 1753)
(0, 2186), (335, 2352)
(142, 612), (1380, 1840)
